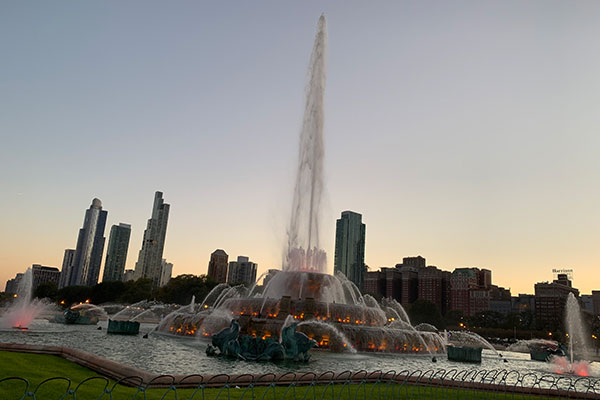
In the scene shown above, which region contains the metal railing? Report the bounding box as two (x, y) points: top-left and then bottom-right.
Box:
(2, 369), (600, 400)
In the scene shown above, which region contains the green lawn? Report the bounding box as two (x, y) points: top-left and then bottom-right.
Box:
(0, 351), (557, 400)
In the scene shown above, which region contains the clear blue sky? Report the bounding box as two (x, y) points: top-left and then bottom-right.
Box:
(2, 1), (600, 294)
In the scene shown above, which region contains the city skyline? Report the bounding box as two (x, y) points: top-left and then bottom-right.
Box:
(2, 1), (600, 295)
(2, 192), (594, 296)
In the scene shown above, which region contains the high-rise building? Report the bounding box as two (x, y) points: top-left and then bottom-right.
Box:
(383, 267), (402, 300)
(488, 285), (512, 314)
(160, 259), (173, 287)
(102, 223), (132, 282)
(5, 273), (23, 294)
(364, 270), (386, 299)
(59, 249), (76, 289)
(207, 249), (229, 283)
(134, 192), (170, 289)
(592, 291), (600, 316)
(469, 288), (491, 316)
(227, 256), (257, 286)
(69, 198), (108, 286)
(402, 256), (426, 270)
(417, 266), (450, 314)
(263, 269), (280, 286)
(32, 264), (60, 291)
(512, 294), (536, 314)
(334, 211), (366, 289)
(581, 294), (594, 313)
(478, 269), (492, 289)
(449, 268), (478, 316)
(534, 274), (579, 330)
(123, 269), (136, 282)
(398, 264), (419, 306)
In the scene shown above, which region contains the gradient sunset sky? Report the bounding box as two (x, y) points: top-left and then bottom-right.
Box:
(2, 1), (600, 295)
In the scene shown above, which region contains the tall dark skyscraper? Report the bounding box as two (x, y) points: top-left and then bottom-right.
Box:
(69, 198), (108, 286)
(134, 191), (170, 289)
(207, 249), (229, 283)
(102, 223), (132, 282)
(334, 210), (366, 289)
(59, 249), (75, 289)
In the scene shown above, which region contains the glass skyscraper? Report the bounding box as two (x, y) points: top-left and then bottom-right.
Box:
(134, 191), (170, 289)
(69, 198), (108, 286)
(102, 223), (131, 282)
(59, 249), (75, 289)
(334, 210), (366, 289)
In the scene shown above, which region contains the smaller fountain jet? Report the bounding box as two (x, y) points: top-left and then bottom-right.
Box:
(0, 268), (49, 329)
(551, 293), (590, 376)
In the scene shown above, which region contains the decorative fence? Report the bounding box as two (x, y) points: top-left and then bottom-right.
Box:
(3, 369), (600, 400)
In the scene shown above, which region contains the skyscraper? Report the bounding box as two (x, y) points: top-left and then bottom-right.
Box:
(160, 259), (173, 287)
(334, 211), (366, 289)
(134, 191), (170, 289)
(59, 249), (75, 289)
(227, 256), (257, 286)
(69, 198), (108, 286)
(123, 269), (135, 282)
(207, 249), (229, 283)
(32, 264), (60, 291)
(102, 223), (132, 282)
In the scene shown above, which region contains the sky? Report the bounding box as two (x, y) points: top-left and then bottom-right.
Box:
(1, 1), (600, 295)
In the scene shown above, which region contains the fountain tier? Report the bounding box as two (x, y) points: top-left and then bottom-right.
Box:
(158, 270), (445, 353)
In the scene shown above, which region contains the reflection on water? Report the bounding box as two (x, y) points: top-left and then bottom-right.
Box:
(1, 319), (598, 378)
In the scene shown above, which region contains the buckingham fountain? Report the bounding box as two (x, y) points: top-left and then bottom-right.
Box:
(155, 15), (445, 354)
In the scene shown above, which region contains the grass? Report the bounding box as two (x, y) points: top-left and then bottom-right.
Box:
(0, 351), (559, 400)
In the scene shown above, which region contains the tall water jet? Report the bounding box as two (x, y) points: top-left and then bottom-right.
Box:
(551, 293), (590, 376)
(565, 292), (591, 362)
(0, 268), (48, 329)
(155, 16), (447, 355)
(286, 14), (327, 273)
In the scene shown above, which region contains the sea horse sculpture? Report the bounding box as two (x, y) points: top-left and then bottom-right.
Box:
(208, 319), (241, 357)
(206, 319), (315, 362)
(281, 322), (318, 361)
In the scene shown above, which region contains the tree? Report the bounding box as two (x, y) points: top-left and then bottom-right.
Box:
(33, 282), (58, 301)
(157, 274), (217, 305)
(90, 281), (127, 304)
(57, 285), (92, 306)
(120, 279), (153, 303)
(408, 300), (445, 329)
(444, 310), (463, 328)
